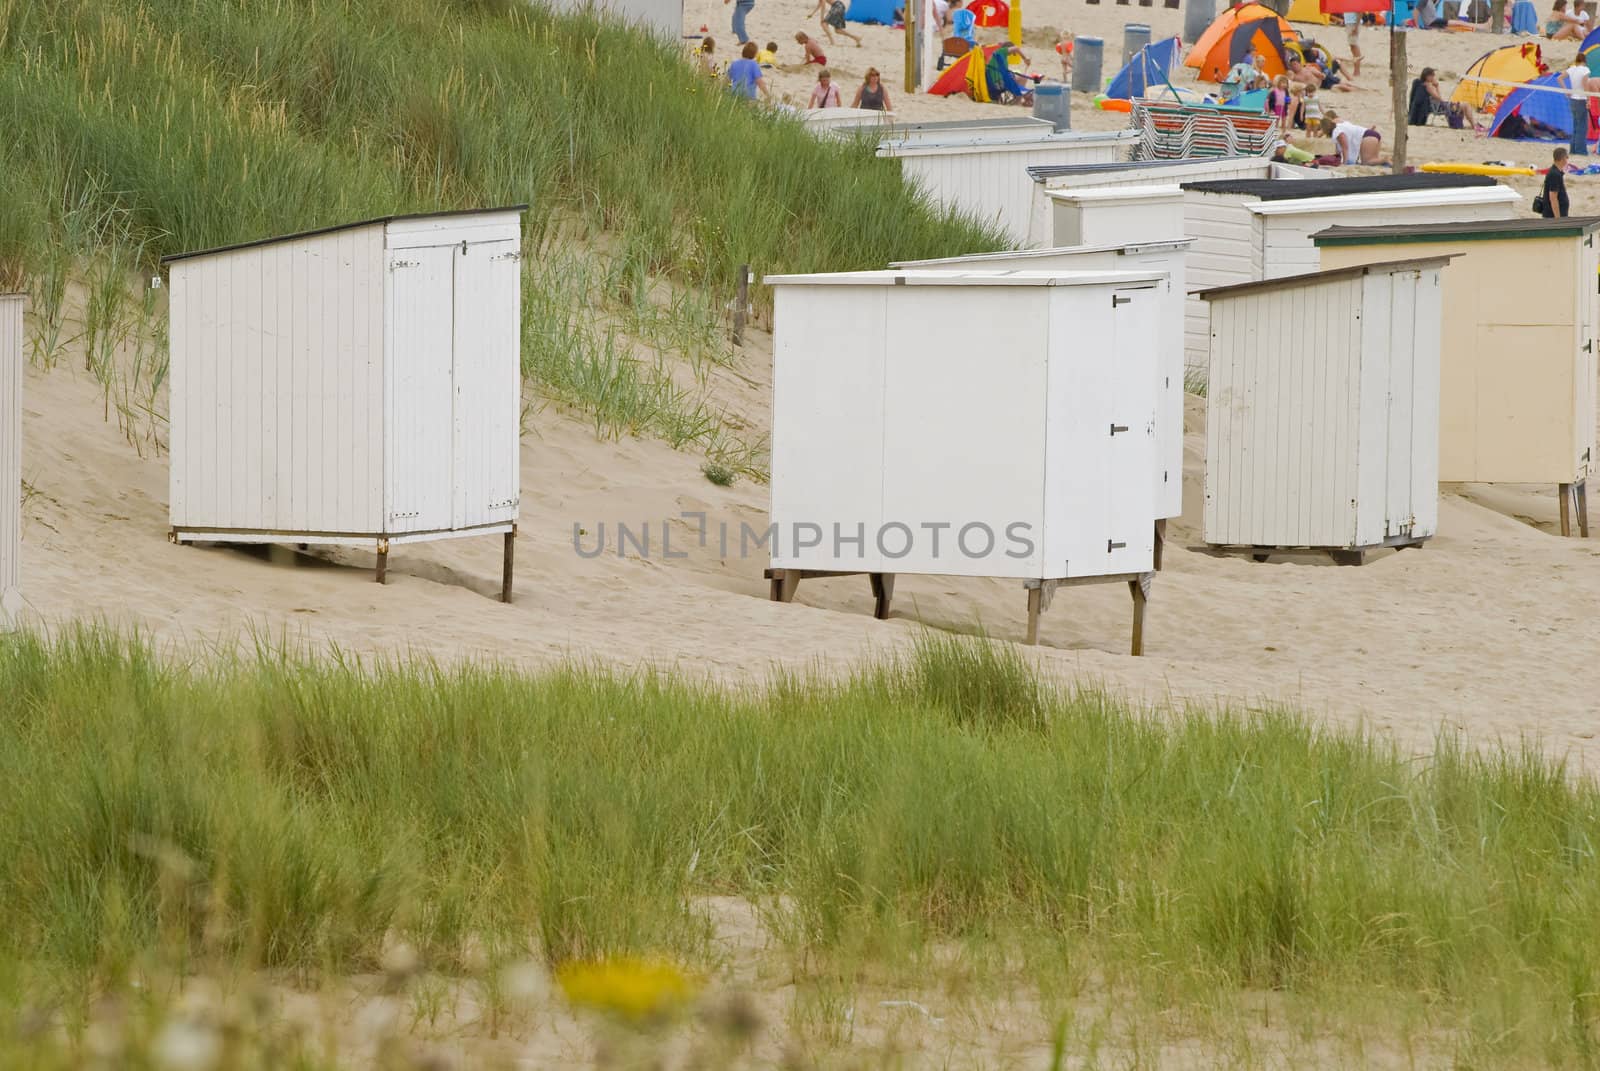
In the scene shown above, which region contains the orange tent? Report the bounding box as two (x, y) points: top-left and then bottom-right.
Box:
(1184, 3), (1300, 82)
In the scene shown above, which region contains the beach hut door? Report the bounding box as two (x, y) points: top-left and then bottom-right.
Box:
(1106, 287), (1157, 574)
(386, 245), (457, 533)
(451, 239), (522, 530)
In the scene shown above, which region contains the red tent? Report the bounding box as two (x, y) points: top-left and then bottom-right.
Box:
(928, 43), (1002, 97)
(969, 0), (1010, 27)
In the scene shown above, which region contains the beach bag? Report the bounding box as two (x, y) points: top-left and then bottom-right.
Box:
(1532, 192), (1548, 215)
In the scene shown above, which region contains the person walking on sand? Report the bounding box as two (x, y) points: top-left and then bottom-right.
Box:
(1541, 146), (1572, 217)
(1343, 12), (1363, 78)
(1055, 30), (1074, 81)
(727, 41), (773, 100)
(808, 67), (843, 107)
(725, 0), (756, 45)
(811, 0), (863, 48)
(853, 67), (893, 109)
(1568, 55), (1591, 155)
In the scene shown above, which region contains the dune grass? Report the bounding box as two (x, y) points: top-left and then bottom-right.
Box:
(0, 0), (1006, 470)
(2, 626), (1600, 1064)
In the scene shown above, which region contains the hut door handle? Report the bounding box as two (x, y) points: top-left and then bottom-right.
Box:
(1110, 424), (1129, 435)
(1108, 540), (1126, 552)
(1585, 340), (1593, 353)
(1112, 295), (1131, 307)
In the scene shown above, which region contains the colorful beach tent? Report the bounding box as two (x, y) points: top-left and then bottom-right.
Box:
(1185, 4), (1298, 82)
(1105, 36), (1181, 99)
(1489, 72), (1599, 140)
(845, 0), (895, 24)
(1581, 25), (1600, 56)
(928, 43), (1001, 99)
(1285, 0), (1331, 24)
(1453, 43), (1543, 111)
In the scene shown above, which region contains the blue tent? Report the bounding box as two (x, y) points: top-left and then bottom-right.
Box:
(1580, 25), (1600, 55)
(846, 0), (896, 24)
(1490, 71), (1596, 140)
(1105, 36), (1180, 100)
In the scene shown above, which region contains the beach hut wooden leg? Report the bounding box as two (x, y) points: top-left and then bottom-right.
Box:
(375, 538), (390, 585)
(1560, 483), (1574, 537)
(769, 569), (800, 603)
(1025, 587), (1042, 646)
(501, 527), (516, 604)
(1128, 579), (1147, 657)
(869, 572), (895, 620)
(1330, 548), (1365, 567)
(1577, 480), (1590, 538)
(1153, 518), (1167, 571)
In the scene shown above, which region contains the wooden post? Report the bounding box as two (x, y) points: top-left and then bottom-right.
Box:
(1577, 479), (1591, 537)
(1025, 587), (1042, 645)
(375, 538), (390, 585)
(1390, 28), (1408, 170)
(1491, 0), (1504, 32)
(1127, 578), (1146, 656)
(905, 0), (917, 93)
(1560, 482), (1574, 537)
(501, 526), (516, 603)
(869, 572), (895, 620)
(732, 264), (749, 346)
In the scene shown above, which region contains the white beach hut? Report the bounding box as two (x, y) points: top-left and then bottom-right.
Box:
(801, 107), (895, 139)
(889, 241), (1190, 543)
(1046, 185), (1186, 249)
(1315, 217), (1599, 537)
(162, 206), (527, 598)
(1179, 175), (1518, 369)
(879, 124), (1140, 245)
(1200, 258), (1452, 564)
(1022, 155), (1317, 248)
(0, 294), (20, 626)
(764, 268), (1165, 652)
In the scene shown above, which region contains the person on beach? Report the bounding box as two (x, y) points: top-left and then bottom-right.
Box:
(696, 36), (719, 74)
(853, 67), (893, 109)
(808, 66), (843, 106)
(1541, 146), (1572, 216)
(951, 0), (977, 47)
(812, 0), (863, 47)
(795, 30), (827, 64)
(1410, 66), (1479, 128)
(724, 0), (756, 44)
(1268, 76), (1306, 129)
(1343, 13), (1363, 77)
(986, 41), (1036, 104)
(1548, 0), (1584, 39)
(756, 39), (778, 64)
(727, 41), (773, 100)
(1056, 30), (1074, 81)
(1321, 113), (1391, 165)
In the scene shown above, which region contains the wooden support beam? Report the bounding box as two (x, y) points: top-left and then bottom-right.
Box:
(1560, 482), (1574, 537)
(501, 527), (516, 603)
(869, 572), (895, 620)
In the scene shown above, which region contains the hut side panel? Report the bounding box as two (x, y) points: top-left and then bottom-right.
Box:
(900, 137), (1133, 246)
(769, 287), (890, 573)
(0, 296), (20, 622)
(1204, 277), (1366, 548)
(169, 225), (387, 535)
(878, 287), (1050, 578)
(1183, 192), (1255, 369)
(1259, 199), (1518, 281)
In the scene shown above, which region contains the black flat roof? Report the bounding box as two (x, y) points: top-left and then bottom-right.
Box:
(160, 205), (529, 265)
(1314, 216), (1600, 244)
(1181, 173), (1496, 199)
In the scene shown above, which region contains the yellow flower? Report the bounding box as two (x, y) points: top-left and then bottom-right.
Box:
(555, 956), (700, 1023)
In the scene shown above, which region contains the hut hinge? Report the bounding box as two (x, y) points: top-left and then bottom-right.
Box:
(1107, 540), (1126, 552)
(390, 259), (421, 271)
(490, 252), (522, 262)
